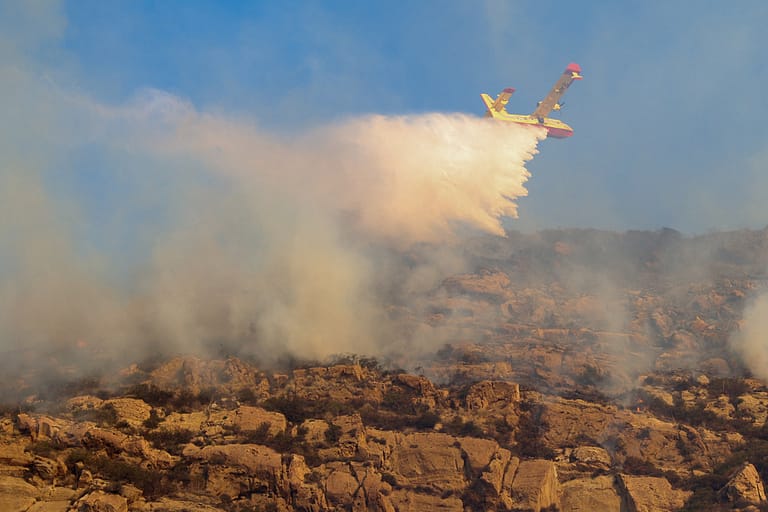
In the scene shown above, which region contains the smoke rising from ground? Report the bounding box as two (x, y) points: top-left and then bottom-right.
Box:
(0, 70), (545, 370)
(732, 291), (768, 380)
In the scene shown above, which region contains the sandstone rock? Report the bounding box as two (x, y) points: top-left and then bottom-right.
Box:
(145, 498), (225, 511)
(80, 427), (173, 467)
(17, 414), (65, 441)
(464, 381), (520, 410)
(190, 444), (282, 481)
(298, 419), (329, 445)
(76, 490), (129, 512)
(27, 501), (72, 512)
(617, 474), (690, 512)
(32, 455), (60, 480)
(160, 411), (207, 433)
(233, 406), (287, 436)
(291, 483), (329, 512)
(103, 398), (152, 428)
(720, 462), (767, 505)
(387, 432), (466, 491)
(457, 436), (499, 473)
(350, 462), (388, 505)
(599, 413), (692, 475)
(479, 449), (514, 495)
(41, 486), (76, 502)
(324, 463), (359, 506)
(508, 459), (559, 512)
(319, 414), (367, 460)
(705, 395), (735, 420)
(642, 386), (674, 408)
(0, 475), (40, 511)
(66, 395), (104, 412)
(571, 446), (611, 468)
(0, 442), (33, 467)
(541, 397), (617, 449)
(735, 393), (768, 425)
(388, 489), (464, 511)
(560, 475), (621, 512)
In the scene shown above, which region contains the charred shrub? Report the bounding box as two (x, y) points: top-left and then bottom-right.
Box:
(126, 384), (174, 407)
(66, 450), (173, 498)
(381, 387), (418, 414)
(236, 387), (258, 404)
(142, 409), (164, 429)
(145, 428), (195, 455)
(25, 440), (60, 458)
(707, 378), (750, 402)
(442, 417), (485, 438)
(261, 395), (354, 423)
(515, 400), (555, 459)
(73, 404), (118, 426)
(324, 423), (342, 445)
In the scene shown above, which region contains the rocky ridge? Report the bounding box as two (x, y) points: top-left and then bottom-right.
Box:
(2, 227), (768, 511)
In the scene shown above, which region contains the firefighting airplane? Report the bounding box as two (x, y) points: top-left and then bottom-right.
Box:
(480, 63), (582, 138)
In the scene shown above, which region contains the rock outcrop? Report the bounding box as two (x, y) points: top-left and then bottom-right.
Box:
(720, 462), (767, 505)
(617, 474), (691, 512)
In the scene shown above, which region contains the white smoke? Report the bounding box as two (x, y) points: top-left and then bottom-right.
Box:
(0, 80), (547, 366)
(732, 291), (768, 379)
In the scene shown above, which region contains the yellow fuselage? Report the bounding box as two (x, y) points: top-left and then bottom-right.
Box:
(491, 111), (574, 139)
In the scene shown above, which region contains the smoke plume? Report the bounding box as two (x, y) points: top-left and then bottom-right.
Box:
(0, 76), (546, 369)
(732, 291), (768, 380)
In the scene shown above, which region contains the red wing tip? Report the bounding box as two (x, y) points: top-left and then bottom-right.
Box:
(503, 87), (515, 93)
(565, 62), (582, 73)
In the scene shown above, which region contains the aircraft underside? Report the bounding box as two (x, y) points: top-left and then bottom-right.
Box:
(481, 63), (581, 139)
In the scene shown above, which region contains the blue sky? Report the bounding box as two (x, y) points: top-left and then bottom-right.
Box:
(6, 0), (768, 233)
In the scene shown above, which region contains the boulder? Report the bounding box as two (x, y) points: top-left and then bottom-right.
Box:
(508, 459), (559, 512)
(32, 455), (61, 480)
(144, 499), (224, 511)
(27, 501), (72, 512)
(735, 393), (768, 426)
(480, 449), (514, 495)
(159, 411), (207, 433)
(102, 398), (152, 427)
(388, 432), (466, 491)
(188, 444), (282, 480)
(233, 406), (287, 436)
(559, 475), (621, 511)
(298, 419), (329, 444)
(719, 462), (767, 505)
(319, 414), (367, 460)
(571, 446), (611, 468)
(704, 395), (735, 421)
(464, 381), (520, 410)
(65, 395), (104, 412)
(388, 489), (464, 511)
(324, 463), (359, 506)
(0, 475), (40, 511)
(76, 491), (129, 512)
(0, 442), (33, 467)
(457, 436), (500, 473)
(617, 474), (691, 512)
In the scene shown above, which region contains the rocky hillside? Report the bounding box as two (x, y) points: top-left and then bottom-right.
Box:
(2, 227), (768, 511)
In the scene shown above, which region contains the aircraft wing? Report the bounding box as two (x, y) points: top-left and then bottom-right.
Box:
(531, 63), (582, 120)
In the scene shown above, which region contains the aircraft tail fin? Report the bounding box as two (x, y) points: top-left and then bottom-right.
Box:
(481, 87), (515, 118)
